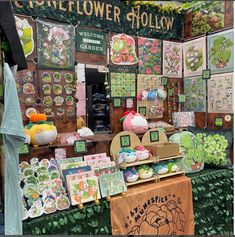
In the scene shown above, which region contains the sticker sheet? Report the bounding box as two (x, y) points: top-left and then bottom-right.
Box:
(208, 29), (234, 74)
(98, 171), (127, 198)
(68, 176), (101, 205)
(208, 73), (233, 113)
(163, 41), (182, 78)
(38, 70), (75, 118)
(183, 37), (206, 77)
(138, 37), (161, 75)
(184, 76), (206, 112)
(36, 19), (75, 70)
(110, 73), (136, 98)
(15, 14), (36, 60)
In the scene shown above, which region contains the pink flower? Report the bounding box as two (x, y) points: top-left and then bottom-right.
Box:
(146, 68), (152, 74)
(144, 55), (149, 61)
(152, 39), (159, 47)
(138, 37), (146, 46)
(154, 65), (160, 72)
(145, 41), (152, 47)
(139, 60), (144, 66)
(150, 47), (158, 53)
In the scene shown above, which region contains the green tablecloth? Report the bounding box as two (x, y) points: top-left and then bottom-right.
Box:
(23, 168), (233, 235)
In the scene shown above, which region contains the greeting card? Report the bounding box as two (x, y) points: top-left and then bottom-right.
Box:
(98, 171), (127, 198)
(66, 170), (95, 183)
(83, 153), (107, 162)
(62, 166), (92, 183)
(59, 161), (87, 171)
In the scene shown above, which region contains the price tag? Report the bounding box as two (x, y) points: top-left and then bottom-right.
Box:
(161, 77), (168, 86)
(215, 117), (223, 127)
(202, 69), (211, 80)
(120, 135), (131, 148)
(113, 98), (121, 108)
(168, 88), (174, 96)
(18, 144), (29, 155)
(74, 140), (87, 154)
(139, 107), (146, 116)
(178, 94), (186, 103)
(150, 131), (159, 142)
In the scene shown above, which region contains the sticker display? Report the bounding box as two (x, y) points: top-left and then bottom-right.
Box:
(99, 171), (126, 198)
(110, 73), (136, 98)
(14, 15), (36, 60)
(163, 41), (182, 78)
(208, 73), (233, 113)
(183, 37), (206, 77)
(184, 77), (206, 112)
(208, 29), (234, 74)
(36, 19), (75, 70)
(138, 37), (161, 75)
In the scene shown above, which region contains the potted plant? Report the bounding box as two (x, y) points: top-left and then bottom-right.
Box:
(209, 36), (233, 68)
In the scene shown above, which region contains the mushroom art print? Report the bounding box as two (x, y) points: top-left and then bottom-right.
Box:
(37, 19), (75, 70)
(183, 37), (206, 77)
(138, 37), (161, 75)
(163, 41), (182, 78)
(208, 29), (234, 74)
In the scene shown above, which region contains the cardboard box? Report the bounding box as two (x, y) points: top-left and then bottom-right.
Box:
(145, 143), (180, 159)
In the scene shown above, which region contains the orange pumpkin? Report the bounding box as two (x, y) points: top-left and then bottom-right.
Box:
(30, 113), (47, 123)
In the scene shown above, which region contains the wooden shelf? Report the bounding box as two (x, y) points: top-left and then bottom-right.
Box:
(126, 176), (158, 186)
(158, 154), (183, 162)
(119, 156), (157, 169)
(157, 170), (185, 179)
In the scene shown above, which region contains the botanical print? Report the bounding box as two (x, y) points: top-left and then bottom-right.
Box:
(98, 171), (127, 198)
(110, 34), (138, 65)
(208, 29), (234, 74)
(68, 176), (101, 205)
(183, 37), (206, 77)
(184, 77), (206, 112)
(163, 41), (182, 78)
(138, 37), (161, 75)
(37, 19), (75, 70)
(192, 1), (225, 37)
(15, 15), (35, 59)
(208, 73), (233, 113)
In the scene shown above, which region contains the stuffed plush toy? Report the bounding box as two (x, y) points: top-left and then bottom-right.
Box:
(77, 116), (94, 137)
(25, 113), (57, 147)
(120, 111), (148, 134)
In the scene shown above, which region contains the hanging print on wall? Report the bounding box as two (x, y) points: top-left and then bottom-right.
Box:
(208, 73), (233, 113)
(183, 37), (206, 77)
(36, 19), (75, 70)
(184, 76), (206, 112)
(15, 15), (36, 60)
(163, 41), (182, 78)
(138, 37), (161, 75)
(208, 29), (234, 74)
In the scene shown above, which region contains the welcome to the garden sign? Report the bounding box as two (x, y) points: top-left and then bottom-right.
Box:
(13, 0), (183, 39)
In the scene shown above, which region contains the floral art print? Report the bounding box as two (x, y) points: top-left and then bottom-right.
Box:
(208, 29), (234, 74)
(138, 37), (161, 75)
(183, 37), (206, 77)
(163, 41), (182, 78)
(37, 19), (75, 70)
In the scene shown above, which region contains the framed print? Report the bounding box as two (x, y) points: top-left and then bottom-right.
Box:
(74, 140), (87, 154)
(163, 41), (182, 78)
(208, 29), (234, 74)
(202, 69), (211, 80)
(183, 37), (206, 77)
(150, 131), (159, 143)
(120, 135), (131, 148)
(208, 73), (233, 113)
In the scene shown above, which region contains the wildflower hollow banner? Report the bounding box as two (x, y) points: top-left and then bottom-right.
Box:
(12, 0), (183, 40)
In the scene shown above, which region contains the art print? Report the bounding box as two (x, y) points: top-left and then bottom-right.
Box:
(184, 77), (206, 112)
(208, 73), (233, 113)
(83, 153), (107, 162)
(183, 37), (206, 77)
(208, 29), (234, 74)
(94, 166), (116, 177)
(59, 161), (87, 171)
(68, 176), (101, 205)
(98, 171), (127, 198)
(66, 171), (95, 183)
(86, 158), (111, 168)
(15, 15), (35, 60)
(138, 37), (161, 75)
(37, 19), (75, 70)
(163, 41), (182, 78)
(110, 34), (138, 65)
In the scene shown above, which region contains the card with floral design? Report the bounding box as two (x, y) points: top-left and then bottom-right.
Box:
(138, 37), (161, 75)
(36, 19), (75, 70)
(163, 41), (182, 78)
